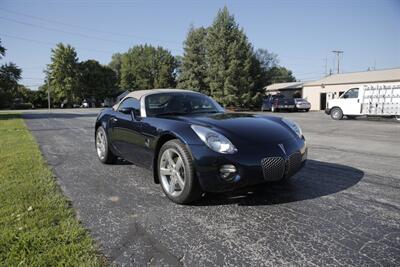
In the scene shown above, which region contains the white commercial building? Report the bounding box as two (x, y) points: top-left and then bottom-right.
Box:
(265, 68), (400, 111)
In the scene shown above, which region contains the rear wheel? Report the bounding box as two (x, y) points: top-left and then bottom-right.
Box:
(331, 107), (343, 120)
(158, 139), (202, 204)
(95, 126), (117, 164)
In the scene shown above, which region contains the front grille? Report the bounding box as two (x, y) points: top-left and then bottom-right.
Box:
(261, 157), (285, 181)
(286, 152), (302, 178)
(261, 151), (303, 181)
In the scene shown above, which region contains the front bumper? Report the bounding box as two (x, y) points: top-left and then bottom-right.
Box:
(296, 104), (311, 109)
(325, 108), (331, 115)
(189, 138), (307, 192)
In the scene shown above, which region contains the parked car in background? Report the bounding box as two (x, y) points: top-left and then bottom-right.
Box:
(325, 83), (400, 121)
(261, 94), (296, 112)
(81, 100), (89, 108)
(95, 89), (307, 204)
(294, 98), (311, 112)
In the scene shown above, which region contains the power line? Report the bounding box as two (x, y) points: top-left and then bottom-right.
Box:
(0, 7), (183, 45)
(1, 33), (115, 54)
(0, 16), (183, 54)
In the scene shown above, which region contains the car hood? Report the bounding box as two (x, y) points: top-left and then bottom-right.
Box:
(170, 113), (297, 145)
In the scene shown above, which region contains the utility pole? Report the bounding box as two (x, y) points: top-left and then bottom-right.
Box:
(324, 56), (328, 76)
(332, 50), (343, 74)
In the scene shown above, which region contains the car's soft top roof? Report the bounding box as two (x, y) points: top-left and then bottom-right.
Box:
(113, 88), (198, 110)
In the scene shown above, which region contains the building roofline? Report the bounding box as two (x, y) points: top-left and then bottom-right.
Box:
(303, 67), (400, 87)
(303, 79), (400, 87)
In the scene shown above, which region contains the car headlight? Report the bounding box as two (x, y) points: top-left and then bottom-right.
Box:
(191, 125), (237, 154)
(282, 118), (303, 138)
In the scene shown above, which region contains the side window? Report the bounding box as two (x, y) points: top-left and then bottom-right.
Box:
(117, 97), (140, 112)
(343, 88), (359, 99)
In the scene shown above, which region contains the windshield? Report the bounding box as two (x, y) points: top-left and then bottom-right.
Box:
(145, 92), (224, 116)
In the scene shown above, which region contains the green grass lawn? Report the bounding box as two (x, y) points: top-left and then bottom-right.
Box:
(0, 113), (103, 266)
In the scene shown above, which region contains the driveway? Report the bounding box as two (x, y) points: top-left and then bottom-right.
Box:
(23, 109), (400, 266)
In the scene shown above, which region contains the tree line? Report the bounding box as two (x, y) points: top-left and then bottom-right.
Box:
(0, 7), (295, 109)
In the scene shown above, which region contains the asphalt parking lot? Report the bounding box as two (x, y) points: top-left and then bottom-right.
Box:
(22, 109), (400, 266)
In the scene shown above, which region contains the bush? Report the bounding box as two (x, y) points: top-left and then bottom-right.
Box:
(11, 103), (33, 110)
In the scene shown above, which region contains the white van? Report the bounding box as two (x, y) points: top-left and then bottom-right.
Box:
(325, 82), (400, 121)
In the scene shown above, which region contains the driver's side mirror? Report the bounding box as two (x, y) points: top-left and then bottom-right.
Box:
(120, 107), (134, 114)
(343, 94), (348, 99)
(120, 107), (141, 120)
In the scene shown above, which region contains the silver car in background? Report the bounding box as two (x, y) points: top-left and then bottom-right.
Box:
(294, 98), (311, 112)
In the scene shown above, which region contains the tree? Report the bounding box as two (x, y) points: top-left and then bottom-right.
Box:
(0, 38), (5, 59)
(178, 26), (208, 94)
(46, 43), (79, 105)
(30, 85), (49, 108)
(109, 53), (123, 87)
(119, 45), (177, 90)
(265, 66), (296, 84)
(255, 48), (279, 71)
(79, 59), (118, 103)
(0, 38), (23, 108)
(205, 7), (263, 108)
(0, 63), (22, 108)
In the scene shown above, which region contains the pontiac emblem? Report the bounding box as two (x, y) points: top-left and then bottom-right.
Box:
(278, 144), (286, 155)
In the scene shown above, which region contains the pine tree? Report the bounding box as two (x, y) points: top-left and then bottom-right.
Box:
(178, 26), (208, 94)
(206, 7), (262, 108)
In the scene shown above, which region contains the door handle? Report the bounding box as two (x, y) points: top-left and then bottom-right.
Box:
(111, 117), (118, 123)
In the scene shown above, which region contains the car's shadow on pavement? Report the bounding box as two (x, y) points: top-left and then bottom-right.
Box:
(195, 160), (364, 206)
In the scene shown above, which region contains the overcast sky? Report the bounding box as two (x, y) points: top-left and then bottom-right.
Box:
(1, 0), (399, 90)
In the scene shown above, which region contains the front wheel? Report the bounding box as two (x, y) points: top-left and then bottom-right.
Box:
(158, 139), (202, 204)
(331, 107), (343, 120)
(95, 126), (117, 164)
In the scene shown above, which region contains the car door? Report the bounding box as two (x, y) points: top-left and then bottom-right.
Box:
(111, 97), (150, 166)
(341, 88), (361, 115)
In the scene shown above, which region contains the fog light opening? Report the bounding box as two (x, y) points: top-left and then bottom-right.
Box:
(219, 164), (239, 182)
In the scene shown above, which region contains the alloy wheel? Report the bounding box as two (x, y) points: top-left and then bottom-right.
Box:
(159, 148), (186, 197)
(96, 130), (106, 160)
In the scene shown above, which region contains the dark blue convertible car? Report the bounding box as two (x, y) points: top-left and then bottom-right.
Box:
(95, 89), (307, 204)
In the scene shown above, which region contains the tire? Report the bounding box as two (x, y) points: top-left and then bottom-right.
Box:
(304, 109), (310, 112)
(158, 139), (202, 204)
(95, 126), (117, 164)
(330, 107), (343, 120)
